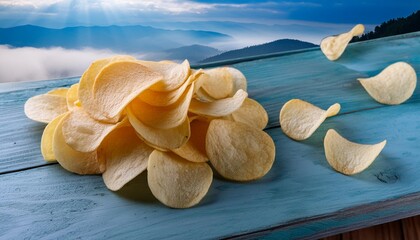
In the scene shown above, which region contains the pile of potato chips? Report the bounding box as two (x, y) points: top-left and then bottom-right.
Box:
(280, 24), (417, 175)
(25, 56), (275, 208)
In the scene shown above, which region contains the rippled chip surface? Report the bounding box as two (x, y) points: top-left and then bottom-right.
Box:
(321, 24), (364, 61)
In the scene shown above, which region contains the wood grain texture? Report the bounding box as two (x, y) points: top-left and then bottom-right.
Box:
(1, 101), (419, 239)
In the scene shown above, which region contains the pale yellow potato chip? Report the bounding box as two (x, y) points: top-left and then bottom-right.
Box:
(189, 89), (248, 117)
(47, 88), (69, 97)
(78, 55), (135, 123)
(320, 24), (365, 61)
(194, 87), (216, 102)
(66, 83), (79, 110)
(199, 68), (234, 99)
(61, 107), (128, 153)
(40, 113), (66, 162)
(228, 98), (268, 130)
(226, 67), (247, 95)
(138, 69), (202, 107)
(128, 83), (194, 129)
(102, 127), (154, 191)
(206, 119), (275, 181)
(53, 113), (105, 175)
(172, 119), (209, 163)
(127, 106), (190, 150)
(324, 129), (386, 175)
(358, 62), (417, 105)
(280, 99), (340, 141)
(92, 61), (163, 121)
(147, 150), (213, 208)
(24, 93), (68, 123)
(138, 59), (190, 92)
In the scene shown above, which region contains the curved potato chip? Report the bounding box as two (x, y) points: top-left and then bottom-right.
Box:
(53, 113), (104, 175)
(227, 67), (247, 95)
(199, 68), (234, 99)
(127, 106), (190, 150)
(24, 94), (68, 123)
(321, 24), (365, 61)
(280, 99), (340, 141)
(102, 127), (154, 191)
(173, 119), (209, 163)
(147, 150), (213, 208)
(206, 119), (275, 181)
(61, 107), (128, 153)
(138, 59), (190, 92)
(40, 113), (66, 162)
(189, 89), (248, 117)
(128, 83), (194, 129)
(78, 56), (135, 123)
(358, 62), (417, 105)
(324, 129), (386, 175)
(138, 69), (202, 107)
(92, 61), (162, 121)
(228, 98), (268, 130)
(66, 83), (79, 110)
(48, 88), (69, 97)
(194, 87), (216, 102)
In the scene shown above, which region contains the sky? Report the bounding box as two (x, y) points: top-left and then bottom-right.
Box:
(0, 0), (419, 82)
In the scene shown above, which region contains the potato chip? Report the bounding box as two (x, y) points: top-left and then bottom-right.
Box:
(147, 150), (213, 208)
(138, 69), (202, 107)
(227, 98), (268, 130)
(128, 83), (194, 129)
(47, 88), (69, 97)
(24, 93), (68, 123)
(206, 119), (275, 181)
(102, 127), (154, 191)
(138, 59), (190, 92)
(61, 107), (128, 153)
(40, 113), (66, 162)
(226, 67), (247, 95)
(324, 129), (386, 175)
(127, 106), (190, 150)
(321, 24), (365, 61)
(78, 56), (135, 123)
(358, 62), (417, 105)
(199, 68), (234, 99)
(280, 99), (340, 141)
(172, 119), (209, 163)
(53, 113), (105, 175)
(92, 61), (163, 121)
(66, 83), (79, 110)
(189, 89), (248, 117)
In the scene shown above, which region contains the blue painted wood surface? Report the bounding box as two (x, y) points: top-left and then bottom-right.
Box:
(0, 32), (420, 239)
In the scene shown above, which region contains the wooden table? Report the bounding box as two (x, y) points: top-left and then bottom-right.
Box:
(1, 32), (419, 239)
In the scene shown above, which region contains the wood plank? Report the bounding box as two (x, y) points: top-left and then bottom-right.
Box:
(1, 101), (419, 239)
(402, 215), (420, 240)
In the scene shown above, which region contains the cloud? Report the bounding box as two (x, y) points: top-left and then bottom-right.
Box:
(0, 45), (125, 83)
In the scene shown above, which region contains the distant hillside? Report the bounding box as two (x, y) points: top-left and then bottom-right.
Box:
(352, 10), (420, 42)
(0, 25), (231, 53)
(200, 39), (317, 63)
(164, 45), (221, 63)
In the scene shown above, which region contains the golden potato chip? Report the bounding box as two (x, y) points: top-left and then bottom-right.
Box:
(24, 93), (68, 123)
(66, 83), (79, 110)
(128, 83), (194, 129)
(102, 127), (154, 191)
(358, 62), (417, 105)
(61, 107), (128, 152)
(138, 59), (190, 92)
(92, 61), (163, 121)
(324, 129), (386, 175)
(206, 119), (275, 181)
(321, 24), (365, 61)
(199, 68), (234, 99)
(40, 113), (66, 162)
(228, 98), (268, 130)
(78, 56), (135, 123)
(172, 119), (209, 163)
(53, 113), (104, 175)
(226, 67), (247, 95)
(280, 99), (340, 141)
(138, 69), (202, 107)
(127, 106), (190, 150)
(189, 89), (248, 117)
(147, 150), (213, 208)
(47, 88), (69, 97)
